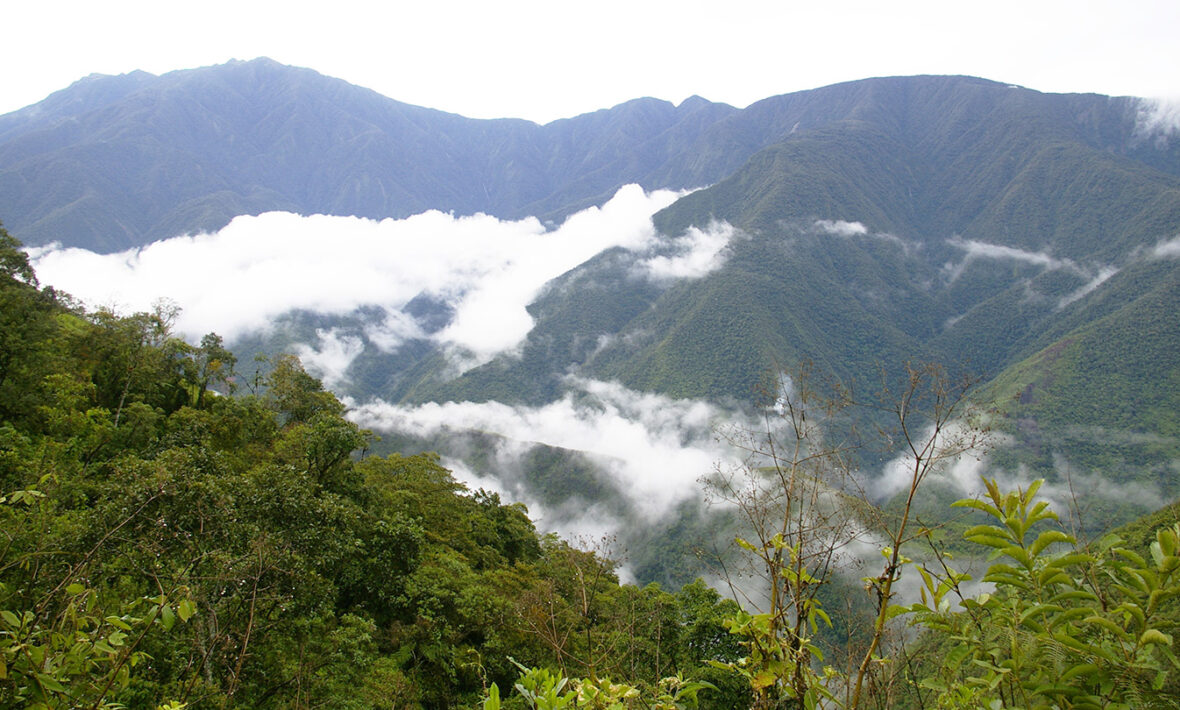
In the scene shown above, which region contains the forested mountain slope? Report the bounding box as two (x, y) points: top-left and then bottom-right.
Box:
(0, 58), (744, 251)
(406, 76), (1180, 416)
(4, 226), (1179, 709)
(5, 61), (1179, 560)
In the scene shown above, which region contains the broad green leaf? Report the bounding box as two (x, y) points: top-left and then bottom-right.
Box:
(1082, 615), (1130, 641)
(1049, 589), (1099, 605)
(1151, 541), (1166, 569)
(1030, 530), (1073, 557)
(35, 672), (67, 693)
(1045, 553), (1094, 570)
(105, 616), (132, 631)
(0, 610), (20, 629)
(1114, 548), (1148, 569)
(160, 604), (176, 631)
(953, 498), (1002, 519)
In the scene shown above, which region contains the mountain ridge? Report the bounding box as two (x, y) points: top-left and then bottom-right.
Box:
(7, 59), (1174, 253)
(1, 58), (744, 250)
(5, 60), (1179, 533)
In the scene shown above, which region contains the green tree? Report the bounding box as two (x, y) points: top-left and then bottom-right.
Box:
(904, 478), (1180, 709)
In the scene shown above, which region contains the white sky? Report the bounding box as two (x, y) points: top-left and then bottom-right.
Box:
(4, 0), (1178, 123)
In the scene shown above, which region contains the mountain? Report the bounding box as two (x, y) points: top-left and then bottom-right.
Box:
(5, 61), (1180, 553)
(345, 74), (1178, 523)
(393, 77), (1180, 410)
(0, 58), (750, 251)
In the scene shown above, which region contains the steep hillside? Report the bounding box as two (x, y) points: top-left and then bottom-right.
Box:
(0, 58), (744, 251)
(7, 66), (1179, 539)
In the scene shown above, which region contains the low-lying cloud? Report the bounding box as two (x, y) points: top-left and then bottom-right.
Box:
(1151, 234), (1180, 260)
(1135, 97), (1180, 146)
(943, 237), (1084, 280)
(28, 185), (728, 371)
(812, 218), (912, 251)
(1057, 266), (1118, 309)
(873, 420), (997, 503)
(292, 329), (366, 390)
(943, 237), (1125, 311)
(814, 219), (868, 237)
(349, 377), (731, 523)
(637, 221), (737, 281)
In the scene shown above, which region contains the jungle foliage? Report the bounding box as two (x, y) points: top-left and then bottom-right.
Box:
(0, 227), (747, 708)
(2, 224), (1178, 708)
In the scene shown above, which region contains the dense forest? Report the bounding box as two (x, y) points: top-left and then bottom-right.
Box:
(2, 219), (1179, 709)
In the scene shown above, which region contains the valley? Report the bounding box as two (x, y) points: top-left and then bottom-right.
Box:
(2, 58), (1178, 707)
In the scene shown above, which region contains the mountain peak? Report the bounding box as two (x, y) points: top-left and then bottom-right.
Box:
(677, 95), (714, 111)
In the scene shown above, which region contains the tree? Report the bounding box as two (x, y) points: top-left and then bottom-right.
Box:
(848, 362), (986, 707)
(0, 225), (62, 427)
(707, 362), (986, 708)
(903, 478), (1180, 709)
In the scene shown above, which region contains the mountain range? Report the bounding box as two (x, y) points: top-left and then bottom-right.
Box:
(3, 58), (1178, 571)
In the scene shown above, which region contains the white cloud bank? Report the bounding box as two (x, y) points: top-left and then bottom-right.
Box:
(944, 237), (1084, 280)
(638, 221), (737, 281)
(1151, 234), (1180, 259)
(942, 237), (1127, 310)
(28, 185), (736, 371)
(1135, 97), (1180, 145)
(814, 219), (868, 237)
(291, 329), (366, 390)
(348, 377), (731, 521)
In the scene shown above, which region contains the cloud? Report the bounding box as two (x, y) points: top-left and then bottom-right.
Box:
(1151, 234), (1180, 259)
(871, 421), (1172, 536)
(1057, 266), (1118, 309)
(814, 219), (868, 237)
(1009, 458), (1169, 521)
(810, 219), (914, 252)
(944, 237), (1082, 280)
(28, 185), (682, 356)
(637, 221), (736, 281)
(942, 238), (1123, 307)
(437, 453), (629, 544)
(1134, 97), (1180, 145)
(348, 376), (731, 521)
(291, 329), (366, 390)
(364, 310), (427, 351)
(873, 420), (998, 502)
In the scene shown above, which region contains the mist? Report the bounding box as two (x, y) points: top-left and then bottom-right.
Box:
(638, 221), (737, 281)
(1135, 97), (1180, 145)
(27, 185), (697, 360)
(1151, 234), (1180, 259)
(348, 376), (732, 522)
(943, 237), (1084, 281)
(814, 219), (868, 237)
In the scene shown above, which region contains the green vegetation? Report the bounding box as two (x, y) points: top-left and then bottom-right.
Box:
(4, 224), (1180, 708)
(6, 66), (1180, 709)
(0, 227), (750, 708)
(894, 480), (1180, 709)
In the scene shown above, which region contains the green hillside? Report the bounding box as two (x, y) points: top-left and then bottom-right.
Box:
(7, 68), (1180, 574)
(6, 222), (1180, 708)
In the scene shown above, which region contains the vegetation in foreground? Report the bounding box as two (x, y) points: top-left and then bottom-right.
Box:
(2, 224), (1179, 708)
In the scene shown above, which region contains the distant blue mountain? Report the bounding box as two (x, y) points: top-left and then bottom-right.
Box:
(0, 58), (749, 251)
(4, 60), (1180, 518)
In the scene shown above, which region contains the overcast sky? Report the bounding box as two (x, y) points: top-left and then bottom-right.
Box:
(5, 0), (1178, 123)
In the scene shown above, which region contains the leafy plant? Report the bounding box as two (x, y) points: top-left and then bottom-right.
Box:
(904, 477), (1180, 709)
(482, 661), (716, 709)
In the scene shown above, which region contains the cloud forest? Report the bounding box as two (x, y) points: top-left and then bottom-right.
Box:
(1, 59), (1179, 708)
